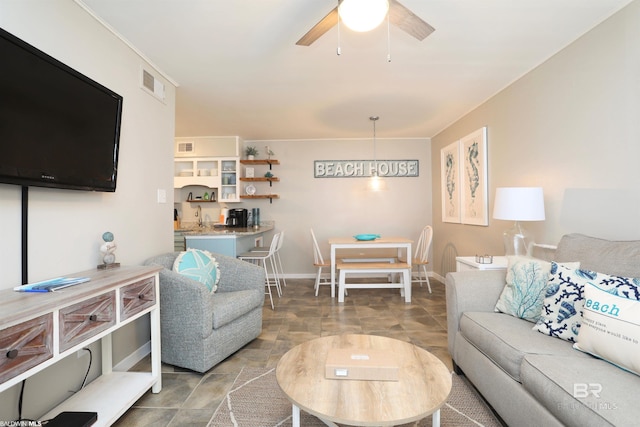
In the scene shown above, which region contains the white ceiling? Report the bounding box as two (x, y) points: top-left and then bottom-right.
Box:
(81, 0), (632, 140)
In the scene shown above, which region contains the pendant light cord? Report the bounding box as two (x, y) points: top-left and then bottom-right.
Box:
(387, 12), (391, 62)
(337, 1), (342, 56)
(370, 116), (379, 175)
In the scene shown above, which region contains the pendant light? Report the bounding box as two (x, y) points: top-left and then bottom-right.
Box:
(369, 116), (387, 192)
(339, 0), (389, 33)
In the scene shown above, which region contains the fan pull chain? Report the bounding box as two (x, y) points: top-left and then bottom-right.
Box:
(387, 13), (391, 62)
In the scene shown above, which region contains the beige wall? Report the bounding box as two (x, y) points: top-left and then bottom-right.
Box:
(0, 0), (176, 419)
(430, 0), (640, 278)
(184, 138), (433, 275)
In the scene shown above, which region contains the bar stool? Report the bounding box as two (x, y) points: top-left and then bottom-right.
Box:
(251, 230), (286, 290)
(238, 232), (281, 309)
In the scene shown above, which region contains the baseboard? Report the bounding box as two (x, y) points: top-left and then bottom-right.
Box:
(274, 272), (439, 280)
(114, 340), (150, 372)
(269, 273), (317, 279)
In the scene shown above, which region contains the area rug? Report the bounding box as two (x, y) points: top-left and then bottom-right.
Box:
(209, 367), (502, 427)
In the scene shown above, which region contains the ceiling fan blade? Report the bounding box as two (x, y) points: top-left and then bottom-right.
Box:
(296, 7), (339, 46)
(389, 0), (435, 41)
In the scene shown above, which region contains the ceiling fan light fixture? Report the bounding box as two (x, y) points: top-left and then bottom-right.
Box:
(339, 0), (389, 33)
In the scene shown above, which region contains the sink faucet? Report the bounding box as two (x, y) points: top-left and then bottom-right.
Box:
(196, 205), (202, 227)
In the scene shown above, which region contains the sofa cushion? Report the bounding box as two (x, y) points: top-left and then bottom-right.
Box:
(459, 312), (589, 382)
(521, 354), (640, 427)
(555, 233), (640, 277)
(495, 257), (579, 323)
(173, 249), (221, 292)
(494, 256), (551, 322)
(574, 282), (640, 376)
(211, 289), (263, 329)
(533, 262), (586, 342)
(534, 264), (640, 343)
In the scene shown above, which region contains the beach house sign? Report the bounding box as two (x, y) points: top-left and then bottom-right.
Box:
(314, 160), (419, 178)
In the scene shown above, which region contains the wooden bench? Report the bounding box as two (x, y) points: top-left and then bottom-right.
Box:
(336, 261), (411, 303)
(338, 248), (398, 264)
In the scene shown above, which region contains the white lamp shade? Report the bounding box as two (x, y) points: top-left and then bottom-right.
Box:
(339, 0), (389, 32)
(493, 187), (545, 221)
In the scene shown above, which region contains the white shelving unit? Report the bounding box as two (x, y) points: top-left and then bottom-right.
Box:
(174, 157), (240, 202)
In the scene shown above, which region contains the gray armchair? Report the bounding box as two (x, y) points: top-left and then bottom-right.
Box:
(143, 251), (265, 373)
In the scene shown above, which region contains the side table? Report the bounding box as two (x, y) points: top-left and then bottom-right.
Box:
(456, 256), (508, 272)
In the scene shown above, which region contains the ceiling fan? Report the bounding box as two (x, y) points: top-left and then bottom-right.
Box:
(296, 0), (435, 46)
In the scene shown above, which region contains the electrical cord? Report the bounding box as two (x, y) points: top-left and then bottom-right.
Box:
(18, 379), (24, 420)
(14, 379), (37, 423)
(15, 347), (93, 422)
(80, 347), (93, 390)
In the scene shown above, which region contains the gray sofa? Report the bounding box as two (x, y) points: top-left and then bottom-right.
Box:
(144, 252), (264, 373)
(446, 234), (640, 427)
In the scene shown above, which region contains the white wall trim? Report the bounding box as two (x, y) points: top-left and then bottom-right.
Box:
(433, 273), (446, 283)
(245, 137), (430, 143)
(74, 0), (179, 87)
(114, 341), (151, 372)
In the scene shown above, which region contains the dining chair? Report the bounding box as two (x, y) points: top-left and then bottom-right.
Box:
(238, 232), (281, 309)
(310, 228), (332, 296)
(412, 225), (433, 293)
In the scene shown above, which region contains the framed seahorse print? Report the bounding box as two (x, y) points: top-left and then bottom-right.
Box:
(440, 140), (462, 223)
(461, 127), (488, 226)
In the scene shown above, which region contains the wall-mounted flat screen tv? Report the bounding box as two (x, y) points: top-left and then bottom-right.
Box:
(0, 27), (123, 192)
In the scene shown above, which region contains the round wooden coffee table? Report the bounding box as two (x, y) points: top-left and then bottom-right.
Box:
(276, 334), (452, 427)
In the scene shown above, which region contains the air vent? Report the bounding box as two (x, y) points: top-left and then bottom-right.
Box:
(177, 141), (195, 154)
(141, 68), (165, 101)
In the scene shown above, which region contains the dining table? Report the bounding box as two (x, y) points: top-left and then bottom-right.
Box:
(328, 236), (413, 298)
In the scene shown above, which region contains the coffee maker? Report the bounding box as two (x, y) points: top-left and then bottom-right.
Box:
(226, 208), (248, 228)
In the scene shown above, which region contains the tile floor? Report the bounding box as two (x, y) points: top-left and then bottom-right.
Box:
(114, 278), (451, 426)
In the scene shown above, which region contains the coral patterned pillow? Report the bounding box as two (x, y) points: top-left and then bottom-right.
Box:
(495, 257), (580, 323)
(495, 257), (552, 322)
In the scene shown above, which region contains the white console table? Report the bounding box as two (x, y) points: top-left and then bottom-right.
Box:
(0, 265), (162, 425)
(456, 256), (508, 272)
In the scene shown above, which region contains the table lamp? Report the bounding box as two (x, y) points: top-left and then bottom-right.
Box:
(493, 187), (545, 256)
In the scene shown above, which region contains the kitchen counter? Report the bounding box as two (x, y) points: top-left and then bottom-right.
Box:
(182, 224), (274, 257)
(181, 223), (274, 236)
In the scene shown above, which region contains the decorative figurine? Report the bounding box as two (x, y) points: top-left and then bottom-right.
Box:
(98, 231), (120, 269)
(266, 146), (274, 159)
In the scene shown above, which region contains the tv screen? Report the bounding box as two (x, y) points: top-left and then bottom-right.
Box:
(0, 27), (123, 192)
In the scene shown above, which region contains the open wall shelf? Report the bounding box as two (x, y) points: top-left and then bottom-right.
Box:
(240, 159), (280, 202)
(240, 159), (280, 167)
